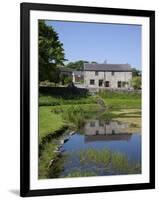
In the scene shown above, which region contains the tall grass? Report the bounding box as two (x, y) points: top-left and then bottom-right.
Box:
(78, 148), (141, 174)
(79, 148), (111, 166)
(62, 106), (87, 129)
(111, 152), (129, 173)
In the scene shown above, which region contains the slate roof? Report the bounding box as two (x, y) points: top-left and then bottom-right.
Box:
(84, 63), (132, 72)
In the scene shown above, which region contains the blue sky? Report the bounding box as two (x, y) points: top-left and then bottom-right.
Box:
(46, 20), (141, 70)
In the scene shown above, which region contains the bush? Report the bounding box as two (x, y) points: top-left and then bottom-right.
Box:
(131, 76), (141, 90)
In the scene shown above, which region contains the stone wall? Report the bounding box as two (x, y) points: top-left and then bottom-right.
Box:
(39, 86), (88, 98)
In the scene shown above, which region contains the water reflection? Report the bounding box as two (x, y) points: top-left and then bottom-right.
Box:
(83, 120), (132, 142)
(48, 119), (141, 178)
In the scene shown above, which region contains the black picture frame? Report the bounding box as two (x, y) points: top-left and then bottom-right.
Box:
(20, 2), (155, 197)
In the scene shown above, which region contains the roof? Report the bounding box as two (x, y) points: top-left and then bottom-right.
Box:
(84, 63), (132, 72)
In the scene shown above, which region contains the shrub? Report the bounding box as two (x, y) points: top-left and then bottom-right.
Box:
(131, 76), (141, 90)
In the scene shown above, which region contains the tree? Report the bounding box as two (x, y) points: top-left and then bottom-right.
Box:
(49, 66), (60, 86)
(60, 74), (72, 85)
(39, 20), (65, 82)
(131, 76), (141, 89)
(132, 68), (141, 77)
(66, 60), (89, 71)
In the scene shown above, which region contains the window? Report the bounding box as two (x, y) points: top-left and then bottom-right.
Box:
(118, 81), (121, 88)
(112, 71), (115, 76)
(105, 81), (109, 87)
(95, 71), (98, 76)
(98, 80), (103, 87)
(90, 79), (95, 85)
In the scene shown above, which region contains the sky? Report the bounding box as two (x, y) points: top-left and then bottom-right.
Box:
(46, 20), (141, 70)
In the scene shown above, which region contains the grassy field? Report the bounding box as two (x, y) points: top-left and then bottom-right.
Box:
(98, 90), (141, 109)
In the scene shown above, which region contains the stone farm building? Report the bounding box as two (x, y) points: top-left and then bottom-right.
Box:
(83, 63), (132, 89)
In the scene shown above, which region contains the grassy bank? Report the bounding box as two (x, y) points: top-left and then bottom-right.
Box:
(39, 142), (59, 178)
(39, 106), (65, 143)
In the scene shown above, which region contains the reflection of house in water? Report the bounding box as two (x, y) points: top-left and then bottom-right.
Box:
(84, 120), (132, 142)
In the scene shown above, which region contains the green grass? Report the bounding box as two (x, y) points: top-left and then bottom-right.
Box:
(98, 90), (141, 109)
(39, 106), (65, 143)
(98, 90), (141, 99)
(39, 94), (96, 106)
(105, 99), (141, 109)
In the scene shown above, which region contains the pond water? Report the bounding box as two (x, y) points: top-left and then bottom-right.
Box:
(48, 120), (141, 178)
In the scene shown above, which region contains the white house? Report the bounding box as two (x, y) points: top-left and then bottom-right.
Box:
(84, 63), (132, 89)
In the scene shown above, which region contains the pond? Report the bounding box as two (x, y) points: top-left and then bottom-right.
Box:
(48, 119), (141, 178)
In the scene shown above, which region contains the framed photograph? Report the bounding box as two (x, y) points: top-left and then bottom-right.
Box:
(20, 2), (155, 197)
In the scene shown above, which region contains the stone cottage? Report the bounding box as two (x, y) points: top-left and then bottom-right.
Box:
(84, 63), (132, 89)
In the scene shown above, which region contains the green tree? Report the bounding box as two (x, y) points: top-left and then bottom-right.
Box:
(60, 74), (72, 85)
(66, 60), (89, 71)
(49, 66), (60, 86)
(39, 20), (65, 82)
(132, 68), (141, 77)
(131, 76), (141, 89)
